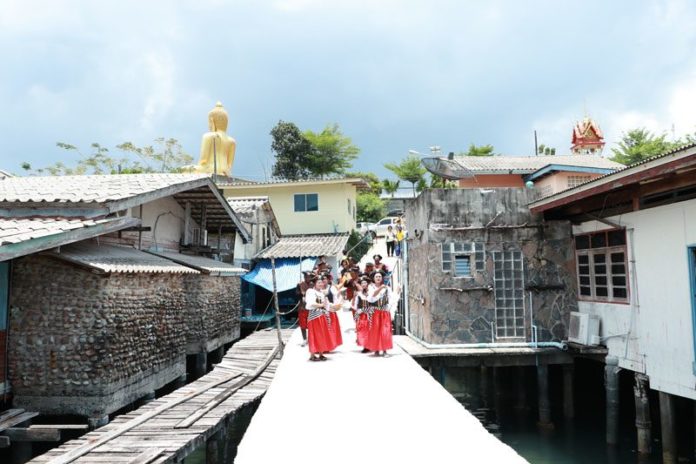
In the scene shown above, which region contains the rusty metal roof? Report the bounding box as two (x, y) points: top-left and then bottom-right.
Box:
(149, 250), (246, 276)
(49, 241), (199, 274)
(255, 233), (349, 259)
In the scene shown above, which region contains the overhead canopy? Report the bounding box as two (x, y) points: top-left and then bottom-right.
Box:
(242, 258), (316, 292)
(255, 233), (349, 259)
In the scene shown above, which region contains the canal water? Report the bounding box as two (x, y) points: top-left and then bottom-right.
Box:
(439, 358), (696, 464)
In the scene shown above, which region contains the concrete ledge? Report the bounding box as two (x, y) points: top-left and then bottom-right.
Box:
(13, 361), (185, 417)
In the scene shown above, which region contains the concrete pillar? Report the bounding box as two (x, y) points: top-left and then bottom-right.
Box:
(173, 373), (187, 388)
(206, 428), (224, 464)
(536, 364), (553, 428)
(563, 364), (575, 420)
(659, 391), (676, 464)
(605, 357), (620, 446)
(514, 366), (528, 411)
(192, 350), (207, 379)
(634, 373), (652, 455)
(88, 415), (109, 430)
(480, 365), (489, 408)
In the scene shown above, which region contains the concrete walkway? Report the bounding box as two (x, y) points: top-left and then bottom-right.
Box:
(235, 310), (527, 464)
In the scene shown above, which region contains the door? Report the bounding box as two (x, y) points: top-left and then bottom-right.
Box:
(492, 250), (525, 340)
(0, 262), (8, 394)
(688, 247), (696, 375)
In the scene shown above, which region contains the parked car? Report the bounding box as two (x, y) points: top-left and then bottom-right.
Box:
(369, 216), (401, 237)
(356, 222), (374, 235)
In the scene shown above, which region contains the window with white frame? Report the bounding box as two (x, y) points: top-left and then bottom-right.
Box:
(567, 175), (592, 188)
(441, 242), (485, 277)
(575, 229), (629, 303)
(294, 193), (319, 212)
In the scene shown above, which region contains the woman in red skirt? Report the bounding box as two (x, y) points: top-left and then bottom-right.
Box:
(364, 270), (399, 356)
(323, 273), (343, 349)
(352, 277), (372, 352)
(305, 277), (333, 361)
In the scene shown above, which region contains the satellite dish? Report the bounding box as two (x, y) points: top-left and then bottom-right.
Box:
(421, 157), (475, 180)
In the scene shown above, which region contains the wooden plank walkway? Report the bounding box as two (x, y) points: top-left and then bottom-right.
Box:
(236, 311), (528, 464)
(28, 328), (292, 464)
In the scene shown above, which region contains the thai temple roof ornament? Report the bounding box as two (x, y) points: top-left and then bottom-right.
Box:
(571, 117), (605, 155)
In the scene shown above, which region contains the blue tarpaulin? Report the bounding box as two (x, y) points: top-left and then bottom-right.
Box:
(242, 257), (316, 292)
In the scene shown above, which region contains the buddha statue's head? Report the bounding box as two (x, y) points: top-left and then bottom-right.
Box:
(208, 102), (229, 132)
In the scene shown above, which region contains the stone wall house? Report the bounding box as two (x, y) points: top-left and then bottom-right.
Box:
(405, 188), (576, 345)
(8, 251), (191, 419)
(0, 174), (250, 419)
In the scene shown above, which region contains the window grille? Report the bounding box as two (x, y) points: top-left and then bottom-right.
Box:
(441, 243), (485, 276)
(575, 229), (629, 302)
(492, 250), (525, 339)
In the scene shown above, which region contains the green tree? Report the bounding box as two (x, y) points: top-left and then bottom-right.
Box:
(270, 121), (315, 180)
(610, 129), (678, 165)
(537, 144), (556, 156)
(382, 179), (400, 197)
(345, 229), (371, 262)
(460, 143), (495, 157)
(346, 171), (382, 195)
(304, 124), (359, 178)
(356, 192), (386, 223)
(429, 174), (456, 189)
(384, 154), (427, 195)
(116, 138), (192, 173)
(22, 139), (192, 175)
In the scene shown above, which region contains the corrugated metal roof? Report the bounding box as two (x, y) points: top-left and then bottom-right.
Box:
(0, 173), (208, 204)
(450, 154), (623, 174)
(255, 233), (349, 259)
(219, 177), (369, 189)
(0, 217), (128, 246)
(529, 141), (696, 206)
(150, 250), (246, 276)
(50, 242), (198, 274)
(227, 196), (270, 216)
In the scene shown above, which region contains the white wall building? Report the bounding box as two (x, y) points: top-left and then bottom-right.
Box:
(531, 143), (696, 400)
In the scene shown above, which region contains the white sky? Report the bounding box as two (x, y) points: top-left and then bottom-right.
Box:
(1, 0), (695, 178)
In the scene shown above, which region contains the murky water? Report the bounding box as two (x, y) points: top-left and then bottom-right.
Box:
(440, 360), (692, 464)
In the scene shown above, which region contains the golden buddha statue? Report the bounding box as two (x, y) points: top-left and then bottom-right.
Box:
(192, 102), (236, 176)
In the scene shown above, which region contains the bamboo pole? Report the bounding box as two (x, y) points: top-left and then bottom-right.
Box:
(270, 257), (285, 356)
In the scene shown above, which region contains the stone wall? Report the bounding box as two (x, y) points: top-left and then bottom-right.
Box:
(406, 189), (576, 345)
(8, 255), (185, 418)
(183, 274), (241, 354)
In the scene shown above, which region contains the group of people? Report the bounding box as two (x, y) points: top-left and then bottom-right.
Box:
(384, 219), (406, 258)
(296, 254), (399, 361)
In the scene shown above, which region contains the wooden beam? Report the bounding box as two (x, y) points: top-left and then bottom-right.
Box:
(3, 427), (61, 442)
(0, 411), (39, 433)
(29, 424), (88, 431)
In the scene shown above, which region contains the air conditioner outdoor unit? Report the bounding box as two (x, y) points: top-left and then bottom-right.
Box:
(568, 311), (601, 345)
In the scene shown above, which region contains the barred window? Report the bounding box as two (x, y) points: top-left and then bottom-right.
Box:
(442, 243), (485, 277)
(575, 229), (629, 303)
(568, 175), (592, 188)
(538, 184), (553, 198)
